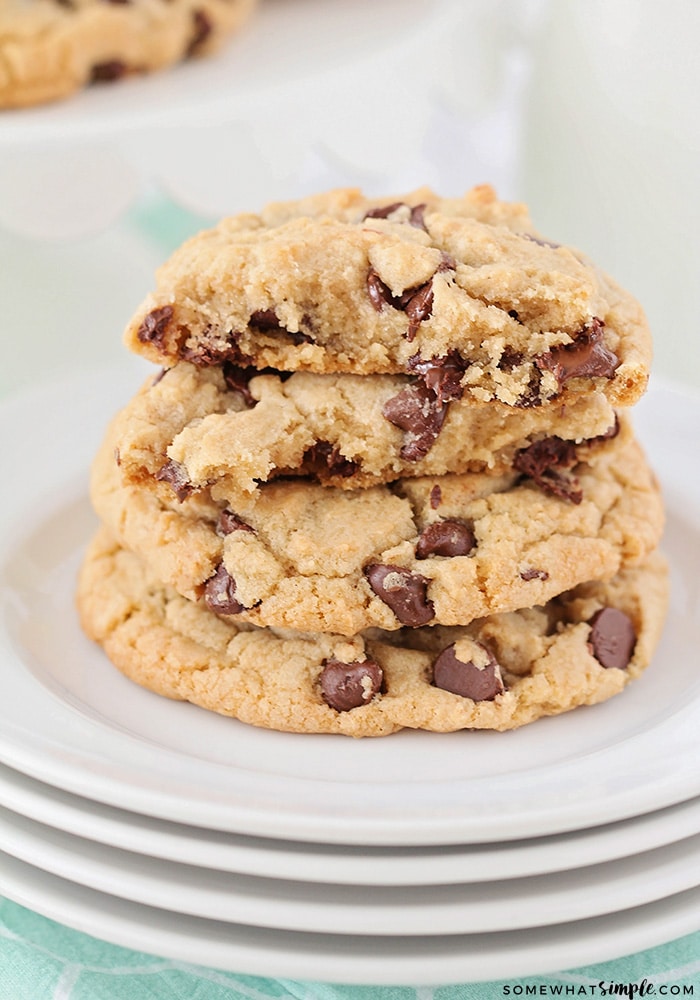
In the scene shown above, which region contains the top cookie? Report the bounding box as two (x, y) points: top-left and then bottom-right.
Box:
(0, 0), (257, 109)
(124, 185), (652, 407)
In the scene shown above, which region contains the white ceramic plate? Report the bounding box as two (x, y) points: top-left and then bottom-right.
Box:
(2, 847), (700, 985)
(0, 372), (698, 846)
(2, 760), (700, 887)
(1, 800), (700, 936)
(0, 0), (451, 144)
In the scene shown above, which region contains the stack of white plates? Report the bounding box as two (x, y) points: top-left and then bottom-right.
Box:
(0, 372), (699, 986)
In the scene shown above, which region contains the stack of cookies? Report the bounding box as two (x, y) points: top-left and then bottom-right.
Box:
(78, 185), (669, 737)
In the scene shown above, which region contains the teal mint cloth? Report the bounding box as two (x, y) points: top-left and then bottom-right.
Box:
(0, 897), (698, 999)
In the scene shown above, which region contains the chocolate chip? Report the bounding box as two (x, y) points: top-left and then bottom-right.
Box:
(498, 349), (525, 371)
(363, 202), (406, 221)
(430, 485), (442, 509)
(136, 305), (173, 347)
(588, 607), (636, 669)
(302, 441), (358, 480)
(367, 269), (397, 312)
(406, 351), (466, 402)
(155, 459), (194, 501)
(216, 510), (254, 536)
(405, 283), (434, 341)
(186, 9), (212, 57)
(382, 382), (448, 461)
(203, 564), (244, 615)
(221, 363), (257, 406)
(416, 521), (476, 559)
(409, 204), (428, 231)
(521, 232), (562, 249)
(90, 60), (128, 83)
(432, 643), (505, 701)
(249, 310), (281, 331)
(436, 251), (456, 273)
(520, 568), (549, 581)
(363, 202), (428, 231)
(364, 564), (434, 626)
(514, 367), (544, 409)
(513, 437), (583, 504)
(366, 260), (444, 341)
(248, 309), (313, 345)
(182, 330), (248, 367)
(507, 310), (520, 323)
(536, 318), (619, 387)
(320, 658), (383, 712)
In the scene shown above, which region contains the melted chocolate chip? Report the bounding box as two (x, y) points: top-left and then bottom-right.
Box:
(514, 367), (544, 409)
(90, 60), (128, 83)
(588, 607), (636, 669)
(248, 309), (313, 345)
(137, 305), (173, 347)
(513, 437), (583, 504)
(406, 351), (466, 403)
(187, 9), (212, 56)
(364, 564), (434, 626)
(382, 382), (448, 461)
(416, 521), (476, 559)
(520, 568), (549, 581)
(203, 564), (244, 615)
(367, 269), (398, 312)
(432, 643), (505, 701)
(249, 310), (281, 331)
(363, 202), (405, 220)
(155, 459), (194, 501)
(498, 349), (525, 371)
(363, 202), (428, 231)
(409, 204), (428, 231)
(366, 268), (437, 340)
(436, 251), (456, 273)
(405, 283), (435, 341)
(222, 362), (291, 405)
(429, 485), (442, 509)
(320, 658), (383, 712)
(536, 318), (619, 387)
(222, 363), (258, 406)
(216, 510), (254, 537)
(521, 232), (562, 249)
(181, 329), (248, 367)
(302, 441), (358, 480)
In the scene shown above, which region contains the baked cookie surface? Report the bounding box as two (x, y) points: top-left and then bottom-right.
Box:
(112, 363), (619, 501)
(0, 0), (257, 108)
(124, 185), (651, 407)
(93, 415), (665, 635)
(77, 528), (670, 736)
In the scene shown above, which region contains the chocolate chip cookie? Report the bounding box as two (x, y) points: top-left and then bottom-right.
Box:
(76, 527), (670, 736)
(112, 362), (618, 502)
(93, 414), (665, 635)
(0, 0), (257, 108)
(124, 185), (651, 408)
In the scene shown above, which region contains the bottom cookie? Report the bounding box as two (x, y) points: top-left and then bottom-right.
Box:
(77, 527), (670, 737)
